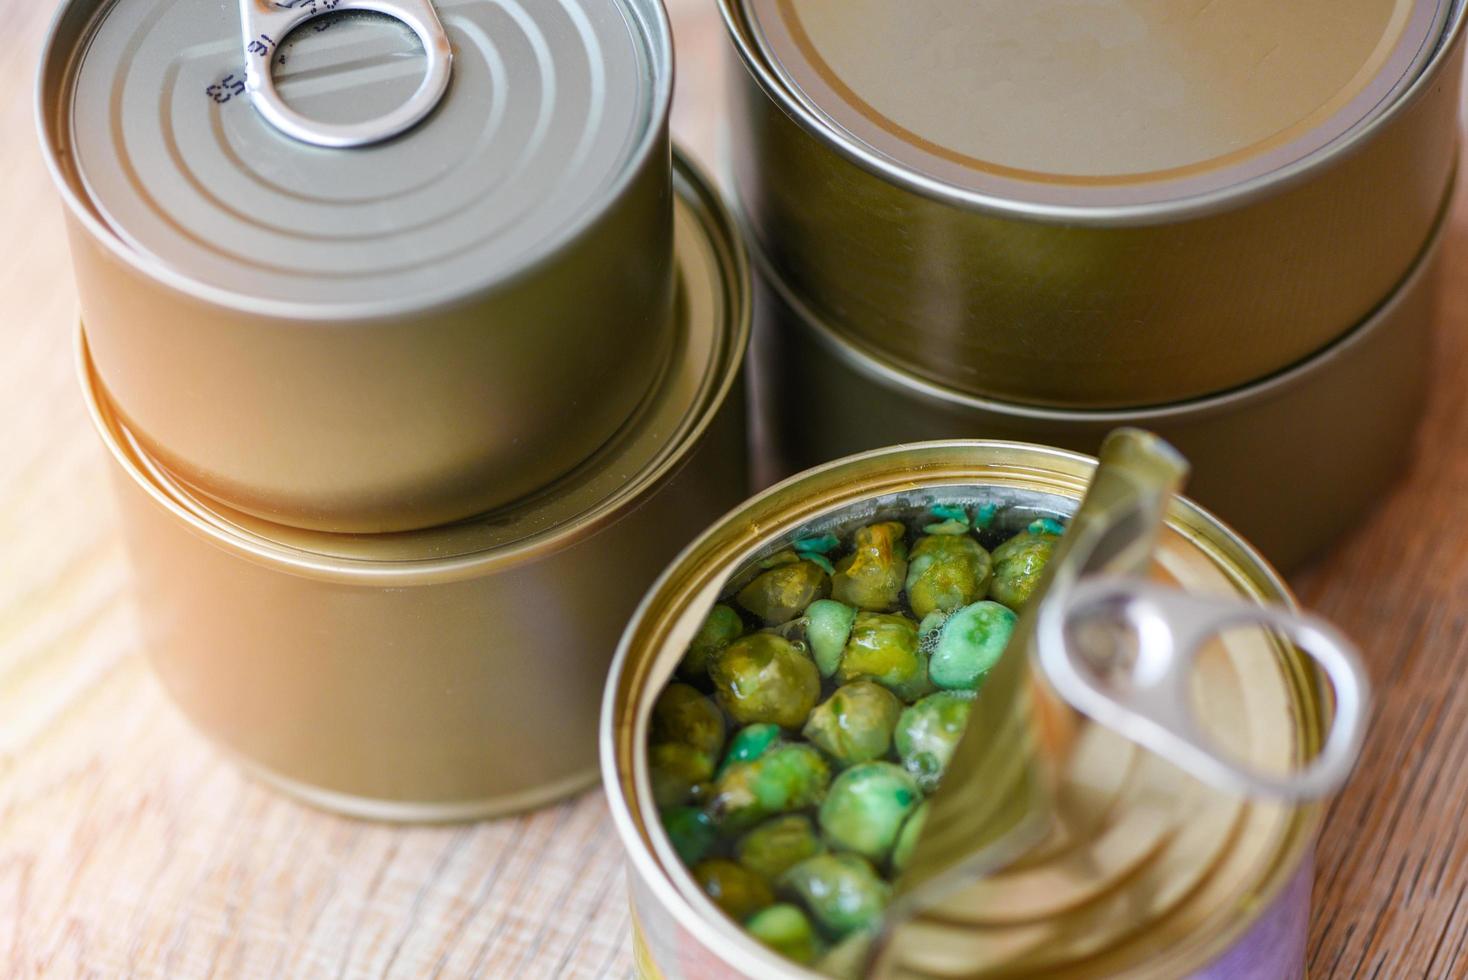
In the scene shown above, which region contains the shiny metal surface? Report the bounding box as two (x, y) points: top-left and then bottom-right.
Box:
(84, 152), (749, 819)
(40, 0), (676, 531)
(751, 193), (1449, 571)
(745, 0), (1446, 208)
(722, 0), (1465, 406)
(602, 441), (1329, 979)
(1042, 577), (1368, 800)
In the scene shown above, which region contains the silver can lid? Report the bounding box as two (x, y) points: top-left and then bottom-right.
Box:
(63, 0), (669, 311)
(741, 0), (1450, 212)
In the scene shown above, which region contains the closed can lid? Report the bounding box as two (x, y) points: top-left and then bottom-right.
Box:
(742, 0), (1450, 211)
(61, 0), (669, 311)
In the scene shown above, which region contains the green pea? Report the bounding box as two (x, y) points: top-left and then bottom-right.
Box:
(737, 557), (831, 626)
(651, 683), (726, 759)
(831, 522), (909, 612)
(710, 633), (821, 729)
(905, 534), (993, 620)
(692, 858), (774, 921)
(679, 604), (744, 682)
(649, 742), (714, 808)
(779, 853), (891, 938)
(989, 530), (1058, 610)
(890, 801), (928, 875)
(710, 743), (831, 833)
(745, 904), (824, 965)
(718, 723), (782, 776)
(895, 692), (973, 793)
(836, 612), (932, 702)
(818, 762), (923, 863)
(793, 533), (840, 556)
(661, 806), (716, 866)
(805, 599), (857, 677)
(736, 814), (826, 880)
(802, 681), (903, 767)
(929, 600), (1015, 690)
(1028, 517), (1066, 537)
(922, 505), (972, 536)
(929, 504), (969, 525)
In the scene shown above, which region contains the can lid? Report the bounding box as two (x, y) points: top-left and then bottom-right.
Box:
(89, 152), (746, 575)
(740, 0), (1448, 210)
(58, 0), (669, 311)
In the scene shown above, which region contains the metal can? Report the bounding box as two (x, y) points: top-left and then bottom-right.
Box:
(40, 0), (675, 532)
(720, 0), (1465, 408)
(749, 186), (1449, 572)
(84, 152), (747, 821)
(603, 440), (1343, 978)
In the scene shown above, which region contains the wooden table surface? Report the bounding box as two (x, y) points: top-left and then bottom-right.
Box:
(4, 1), (1468, 976)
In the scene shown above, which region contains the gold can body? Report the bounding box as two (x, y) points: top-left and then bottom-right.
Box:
(84, 154), (749, 820)
(750, 192), (1447, 571)
(602, 441), (1326, 978)
(722, 0), (1464, 408)
(40, 0), (677, 533)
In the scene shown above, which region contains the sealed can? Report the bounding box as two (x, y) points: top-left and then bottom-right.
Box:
(41, 0), (675, 532)
(603, 440), (1353, 977)
(84, 152), (747, 820)
(750, 187), (1449, 571)
(720, 0), (1464, 408)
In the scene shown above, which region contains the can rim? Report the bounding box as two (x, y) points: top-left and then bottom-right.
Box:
(745, 175), (1451, 419)
(600, 439), (1319, 980)
(77, 148), (751, 586)
(719, 0), (1467, 226)
(35, 0), (675, 321)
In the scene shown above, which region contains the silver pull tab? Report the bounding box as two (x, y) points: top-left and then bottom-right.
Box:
(239, 0), (452, 148)
(1036, 576), (1370, 800)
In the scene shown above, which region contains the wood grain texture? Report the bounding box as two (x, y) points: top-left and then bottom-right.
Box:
(1, 0), (1465, 976)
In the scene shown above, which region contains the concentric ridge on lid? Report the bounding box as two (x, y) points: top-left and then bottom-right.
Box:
(63, 0), (670, 308)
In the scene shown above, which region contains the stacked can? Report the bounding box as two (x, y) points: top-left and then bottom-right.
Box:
(39, 0), (751, 818)
(721, 0), (1467, 569)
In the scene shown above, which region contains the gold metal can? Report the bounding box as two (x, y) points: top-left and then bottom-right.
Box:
(40, 0), (676, 532)
(83, 153), (748, 821)
(720, 0), (1464, 408)
(603, 440), (1340, 978)
(749, 189), (1449, 571)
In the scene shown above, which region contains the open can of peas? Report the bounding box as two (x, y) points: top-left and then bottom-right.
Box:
(601, 438), (1366, 978)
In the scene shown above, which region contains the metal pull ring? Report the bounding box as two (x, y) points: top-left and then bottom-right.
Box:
(1037, 577), (1370, 800)
(239, 0), (452, 148)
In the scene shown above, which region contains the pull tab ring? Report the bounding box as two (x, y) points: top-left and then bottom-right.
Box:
(1037, 576), (1370, 800)
(239, 0), (452, 148)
